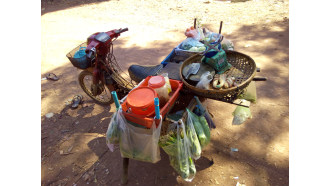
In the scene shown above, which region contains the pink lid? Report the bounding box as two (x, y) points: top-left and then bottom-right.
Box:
(148, 76), (165, 88)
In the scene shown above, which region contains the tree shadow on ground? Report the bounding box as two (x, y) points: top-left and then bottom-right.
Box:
(41, 0), (110, 15)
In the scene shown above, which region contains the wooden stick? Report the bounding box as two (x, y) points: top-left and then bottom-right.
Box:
(121, 158), (129, 184)
(219, 21), (223, 34)
(194, 18), (197, 29)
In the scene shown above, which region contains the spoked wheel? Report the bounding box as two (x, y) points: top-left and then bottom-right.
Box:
(78, 70), (114, 105)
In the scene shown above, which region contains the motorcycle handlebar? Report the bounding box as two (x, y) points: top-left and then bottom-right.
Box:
(118, 27), (128, 34)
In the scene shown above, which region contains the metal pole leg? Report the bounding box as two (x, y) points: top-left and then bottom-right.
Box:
(121, 158), (129, 184)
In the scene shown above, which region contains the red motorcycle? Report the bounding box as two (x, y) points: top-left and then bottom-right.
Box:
(67, 28), (136, 105)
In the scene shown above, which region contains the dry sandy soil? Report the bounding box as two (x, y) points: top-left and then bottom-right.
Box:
(41, 0), (289, 185)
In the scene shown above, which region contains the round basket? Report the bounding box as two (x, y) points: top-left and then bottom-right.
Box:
(179, 50), (257, 102)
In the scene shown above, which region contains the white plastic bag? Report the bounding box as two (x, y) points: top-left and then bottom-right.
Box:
(221, 37), (234, 51)
(180, 38), (205, 50)
(203, 31), (221, 44)
(196, 71), (213, 90)
(119, 116), (162, 163)
(232, 105), (252, 125)
(169, 122), (196, 182)
(186, 112), (202, 160)
(106, 108), (125, 152)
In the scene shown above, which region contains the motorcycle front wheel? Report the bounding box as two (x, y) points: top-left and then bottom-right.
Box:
(78, 70), (114, 105)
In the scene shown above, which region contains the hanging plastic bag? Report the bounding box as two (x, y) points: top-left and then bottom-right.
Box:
(159, 130), (178, 157)
(198, 115), (211, 145)
(106, 108), (125, 152)
(238, 81), (257, 103)
(186, 108), (210, 148)
(169, 121), (196, 181)
(119, 116), (162, 163)
(232, 105), (252, 125)
(186, 111), (202, 160)
(196, 71), (213, 90)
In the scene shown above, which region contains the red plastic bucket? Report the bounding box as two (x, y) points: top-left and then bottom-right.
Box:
(126, 87), (158, 115)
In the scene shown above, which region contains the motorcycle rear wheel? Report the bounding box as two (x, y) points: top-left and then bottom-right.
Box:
(78, 70), (114, 105)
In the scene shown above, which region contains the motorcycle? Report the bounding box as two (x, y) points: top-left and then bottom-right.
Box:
(67, 27), (185, 105)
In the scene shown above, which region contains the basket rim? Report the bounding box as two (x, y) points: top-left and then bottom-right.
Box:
(179, 50), (257, 94)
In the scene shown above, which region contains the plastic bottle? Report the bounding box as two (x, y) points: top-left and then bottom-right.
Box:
(148, 76), (169, 107)
(160, 73), (172, 94)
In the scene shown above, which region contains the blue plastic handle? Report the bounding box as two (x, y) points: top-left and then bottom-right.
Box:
(111, 91), (120, 111)
(154, 98), (160, 120)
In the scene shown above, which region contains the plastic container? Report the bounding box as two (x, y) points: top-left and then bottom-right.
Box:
(126, 87), (158, 115)
(148, 76), (169, 107)
(160, 73), (172, 94)
(121, 76), (183, 128)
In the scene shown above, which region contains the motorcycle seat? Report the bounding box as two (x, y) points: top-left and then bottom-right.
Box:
(128, 64), (163, 83)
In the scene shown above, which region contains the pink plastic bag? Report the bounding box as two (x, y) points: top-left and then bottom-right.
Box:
(185, 27), (200, 40)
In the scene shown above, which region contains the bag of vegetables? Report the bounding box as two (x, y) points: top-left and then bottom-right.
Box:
(160, 121), (196, 181)
(106, 108), (125, 152)
(186, 108), (210, 148)
(186, 111), (202, 160)
(119, 115), (162, 163)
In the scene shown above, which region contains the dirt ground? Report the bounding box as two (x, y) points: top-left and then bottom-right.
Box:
(41, 0), (289, 185)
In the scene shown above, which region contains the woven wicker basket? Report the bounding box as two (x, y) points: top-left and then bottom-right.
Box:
(179, 50), (257, 102)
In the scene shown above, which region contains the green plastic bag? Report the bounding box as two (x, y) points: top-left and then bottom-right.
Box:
(106, 109), (124, 151)
(186, 109), (210, 148)
(239, 81), (257, 103)
(186, 112), (202, 160)
(169, 122), (196, 181)
(232, 105), (252, 125)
